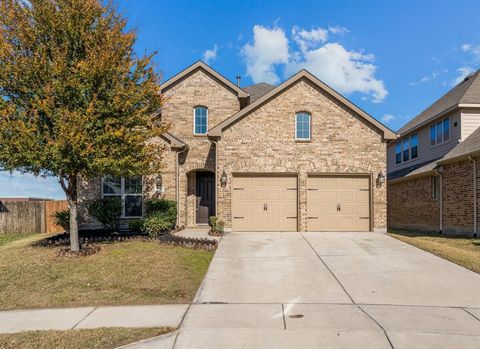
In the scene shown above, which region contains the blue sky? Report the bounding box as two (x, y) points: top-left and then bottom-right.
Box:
(2, 0), (480, 199)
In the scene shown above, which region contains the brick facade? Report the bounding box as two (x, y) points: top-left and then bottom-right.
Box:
(387, 177), (440, 232)
(388, 157), (480, 236)
(78, 66), (389, 232)
(216, 79), (387, 231)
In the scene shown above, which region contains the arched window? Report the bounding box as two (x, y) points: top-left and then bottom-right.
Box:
(295, 112), (311, 140)
(194, 106), (208, 135)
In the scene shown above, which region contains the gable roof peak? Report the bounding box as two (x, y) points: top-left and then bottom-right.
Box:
(161, 61), (248, 98)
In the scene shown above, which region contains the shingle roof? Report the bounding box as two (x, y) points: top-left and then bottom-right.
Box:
(440, 127), (480, 163)
(398, 70), (480, 135)
(243, 82), (276, 103)
(388, 158), (441, 181)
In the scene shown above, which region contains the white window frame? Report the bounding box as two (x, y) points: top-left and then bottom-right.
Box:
(430, 117), (450, 147)
(101, 177), (143, 218)
(295, 112), (311, 141)
(395, 133), (418, 165)
(193, 106), (208, 135)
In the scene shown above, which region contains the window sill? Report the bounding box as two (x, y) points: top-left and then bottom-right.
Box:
(295, 139), (311, 143)
(395, 156), (419, 167)
(193, 134), (208, 137)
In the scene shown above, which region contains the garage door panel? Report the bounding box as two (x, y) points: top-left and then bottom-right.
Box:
(232, 175), (298, 232)
(307, 175), (371, 232)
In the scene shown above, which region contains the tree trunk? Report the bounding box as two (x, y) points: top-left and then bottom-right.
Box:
(59, 174), (80, 252)
(68, 198), (80, 252)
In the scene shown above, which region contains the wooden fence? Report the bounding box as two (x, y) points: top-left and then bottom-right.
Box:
(0, 200), (68, 234)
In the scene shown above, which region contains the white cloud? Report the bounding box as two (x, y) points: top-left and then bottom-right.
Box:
(409, 71), (439, 86)
(328, 25), (349, 35)
(451, 67), (475, 86)
(381, 114), (395, 124)
(203, 44), (218, 64)
(461, 44), (472, 52)
(287, 42), (387, 103)
(292, 26), (328, 52)
(242, 24), (387, 103)
(242, 25), (289, 84)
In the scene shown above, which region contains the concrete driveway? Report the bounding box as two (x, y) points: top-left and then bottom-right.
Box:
(127, 232), (480, 349)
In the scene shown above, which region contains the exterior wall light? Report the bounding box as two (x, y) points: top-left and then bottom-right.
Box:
(156, 174), (165, 195)
(220, 170), (227, 187)
(376, 171), (386, 187)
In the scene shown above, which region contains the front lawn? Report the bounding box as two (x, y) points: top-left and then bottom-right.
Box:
(0, 234), (213, 310)
(0, 327), (172, 349)
(0, 233), (34, 247)
(388, 229), (480, 273)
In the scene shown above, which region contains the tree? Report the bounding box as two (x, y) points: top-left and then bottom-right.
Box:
(0, 0), (165, 251)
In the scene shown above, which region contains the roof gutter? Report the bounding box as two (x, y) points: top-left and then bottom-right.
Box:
(388, 169), (436, 184)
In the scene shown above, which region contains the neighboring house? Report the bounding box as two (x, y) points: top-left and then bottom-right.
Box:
(387, 70), (480, 236)
(78, 61), (395, 232)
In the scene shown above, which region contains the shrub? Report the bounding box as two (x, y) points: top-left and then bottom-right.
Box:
(53, 209), (70, 232)
(144, 211), (175, 238)
(128, 218), (144, 233)
(87, 198), (122, 232)
(145, 199), (177, 217)
(209, 216), (218, 228)
(209, 216), (224, 233)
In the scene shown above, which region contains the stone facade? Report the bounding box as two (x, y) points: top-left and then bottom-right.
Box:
(387, 157), (480, 236)
(161, 69), (240, 227)
(78, 66), (390, 232)
(216, 79), (387, 231)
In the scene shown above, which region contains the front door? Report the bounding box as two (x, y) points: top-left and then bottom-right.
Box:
(196, 172), (215, 224)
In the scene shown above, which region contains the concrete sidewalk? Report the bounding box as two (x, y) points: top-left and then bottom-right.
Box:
(0, 304), (188, 333)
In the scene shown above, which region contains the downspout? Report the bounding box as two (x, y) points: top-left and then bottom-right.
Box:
(469, 156), (477, 238)
(176, 145), (188, 227)
(435, 167), (444, 234)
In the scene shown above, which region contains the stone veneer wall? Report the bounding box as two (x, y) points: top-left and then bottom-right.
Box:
(216, 78), (387, 232)
(387, 176), (440, 232)
(161, 69), (240, 227)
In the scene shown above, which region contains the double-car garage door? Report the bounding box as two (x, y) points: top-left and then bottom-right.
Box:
(232, 175), (370, 232)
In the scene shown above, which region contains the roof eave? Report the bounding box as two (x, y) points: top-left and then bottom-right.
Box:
(437, 149), (480, 165)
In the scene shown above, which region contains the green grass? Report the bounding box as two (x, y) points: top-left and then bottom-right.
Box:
(0, 233), (35, 247)
(388, 229), (480, 273)
(0, 234), (213, 310)
(0, 327), (173, 349)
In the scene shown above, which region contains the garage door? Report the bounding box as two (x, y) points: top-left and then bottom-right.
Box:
(232, 176), (298, 231)
(307, 176), (370, 231)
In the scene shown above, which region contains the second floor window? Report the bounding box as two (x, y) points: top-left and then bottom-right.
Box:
(395, 133), (418, 164)
(295, 112), (311, 140)
(430, 117), (450, 146)
(194, 106), (208, 135)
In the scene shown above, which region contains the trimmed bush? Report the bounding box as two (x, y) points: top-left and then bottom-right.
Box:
(128, 218), (144, 233)
(208, 216), (217, 228)
(52, 209), (70, 232)
(145, 199), (177, 217)
(87, 198), (122, 232)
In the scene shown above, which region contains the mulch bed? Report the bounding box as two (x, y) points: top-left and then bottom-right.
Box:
(39, 227), (218, 253)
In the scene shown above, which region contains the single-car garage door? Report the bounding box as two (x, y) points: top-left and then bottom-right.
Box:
(232, 175), (298, 231)
(307, 175), (370, 231)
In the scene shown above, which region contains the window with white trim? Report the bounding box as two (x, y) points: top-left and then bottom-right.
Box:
(102, 176), (143, 217)
(430, 117), (450, 146)
(295, 112), (311, 140)
(194, 106), (208, 135)
(395, 133), (418, 164)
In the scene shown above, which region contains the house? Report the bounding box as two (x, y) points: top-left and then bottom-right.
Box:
(387, 70), (480, 236)
(78, 61), (395, 232)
